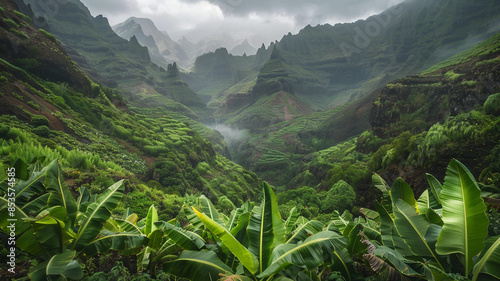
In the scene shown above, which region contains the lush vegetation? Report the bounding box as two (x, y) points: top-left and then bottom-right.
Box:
(1, 0), (500, 280)
(1, 159), (499, 280)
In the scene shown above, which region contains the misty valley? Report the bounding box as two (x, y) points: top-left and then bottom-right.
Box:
(1, 0), (500, 280)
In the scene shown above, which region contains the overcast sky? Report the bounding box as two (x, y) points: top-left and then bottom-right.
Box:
(80, 0), (405, 46)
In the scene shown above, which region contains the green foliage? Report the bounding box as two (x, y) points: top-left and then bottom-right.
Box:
(321, 180), (356, 214)
(39, 28), (57, 43)
(3, 18), (19, 28)
(27, 100), (40, 109)
(30, 115), (50, 127)
(9, 28), (29, 39)
(484, 93), (500, 116)
(32, 125), (51, 137)
(14, 10), (31, 22)
(444, 70), (464, 82)
(0, 160), (140, 281)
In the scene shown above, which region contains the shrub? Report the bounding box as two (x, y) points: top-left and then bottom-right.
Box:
(30, 115), (50, 127)
(9, 28), (29, 39)
(113, 124), (132, 139)
(27, 100), (40, 110)
(321, 180), (356, 213)
(32, 125), (51, 137)
(3, 18), (19, 28)
(38, 28), (57, 42)
(14, 10), (31, 23)
(484, 93), (500, 116)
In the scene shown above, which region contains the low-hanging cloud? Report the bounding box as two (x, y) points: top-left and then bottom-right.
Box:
(80, 0), (406, 43)
(182, 0), (406, 25)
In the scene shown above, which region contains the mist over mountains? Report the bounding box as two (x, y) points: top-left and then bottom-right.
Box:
(112, 17), (258, 70)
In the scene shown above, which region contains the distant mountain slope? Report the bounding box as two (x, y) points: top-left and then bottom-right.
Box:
(269, 0), (500, 109)
(112, 17), (188, 69)
(184, 0), (500, 134)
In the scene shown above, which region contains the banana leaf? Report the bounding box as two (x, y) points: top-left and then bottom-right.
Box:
(286, 220), (324, 244)
(375, 201), (413, 256)
(426, 173), (442, 207)
(199, 194), (225, 226)
(330, 248), (364, 281)
(163, 250), (233, 280)
(72, 180), (124, 251)
(226, 206), (248, 232)
(393, 199), (445, 270)
(436, 159), (489, 275)
(472, 236), (500, 281)
(331, 210), (353, 235)
(192, 206), (258, 274)
(257, 231), (348, 278)
(13, 164), (46, 203)
(28, 250), (82, 281)
(45, 160), (77, 225)
(362, 218), (382, 242)
(285, 207), (299, 235)
(391, 178), (417, 210)
(247, 182), (285, 272)
(155, 220), (205, 250)
(144, 204), (158, 235)
(85, 229), (146, 256)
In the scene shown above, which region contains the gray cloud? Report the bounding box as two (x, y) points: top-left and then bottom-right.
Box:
(80, 0), (405, 44)
(185, 0), (404, 24)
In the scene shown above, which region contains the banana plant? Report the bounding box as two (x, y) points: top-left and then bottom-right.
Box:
(0, 160), (147, 280)
(167, 182), (348, 280)
(369, 159), (494, 280)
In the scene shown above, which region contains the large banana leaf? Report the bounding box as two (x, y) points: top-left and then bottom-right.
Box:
(393, 199), (445, 270)
(45, 160), (77, 225)
(426, 173), (442, 207)
(472, 236), (500, 281)
(330, 248), (364, 281)
(28, 250), (83, 281)
(13, 164), (46, 204)
(226, 206), (248, 232)
(85, 219), (146, 256)
(286, 220), (324, 244)
(247, 182), (285, 272)
(375, 201), (413, 256)
(373, 173), (392, 212)
(435, 159), (489, 275)
(192, 207), (258, 274)
(345, 223), (365, 257)
(162, 250), (233, 280)
(257, 231), (348, 278)
(28, 207), (74, 256)
(361, 218), (381, 242)
(285, 207), (299, 235)
(199, 194), (225, 226)
(155, 220), (205, 250)
(144, 205), (158, 235)
(364, 246), (416, 281)
(330, 210), (353, 235)
(391, 178), (417, 210)
(72, 180), (124, 251)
